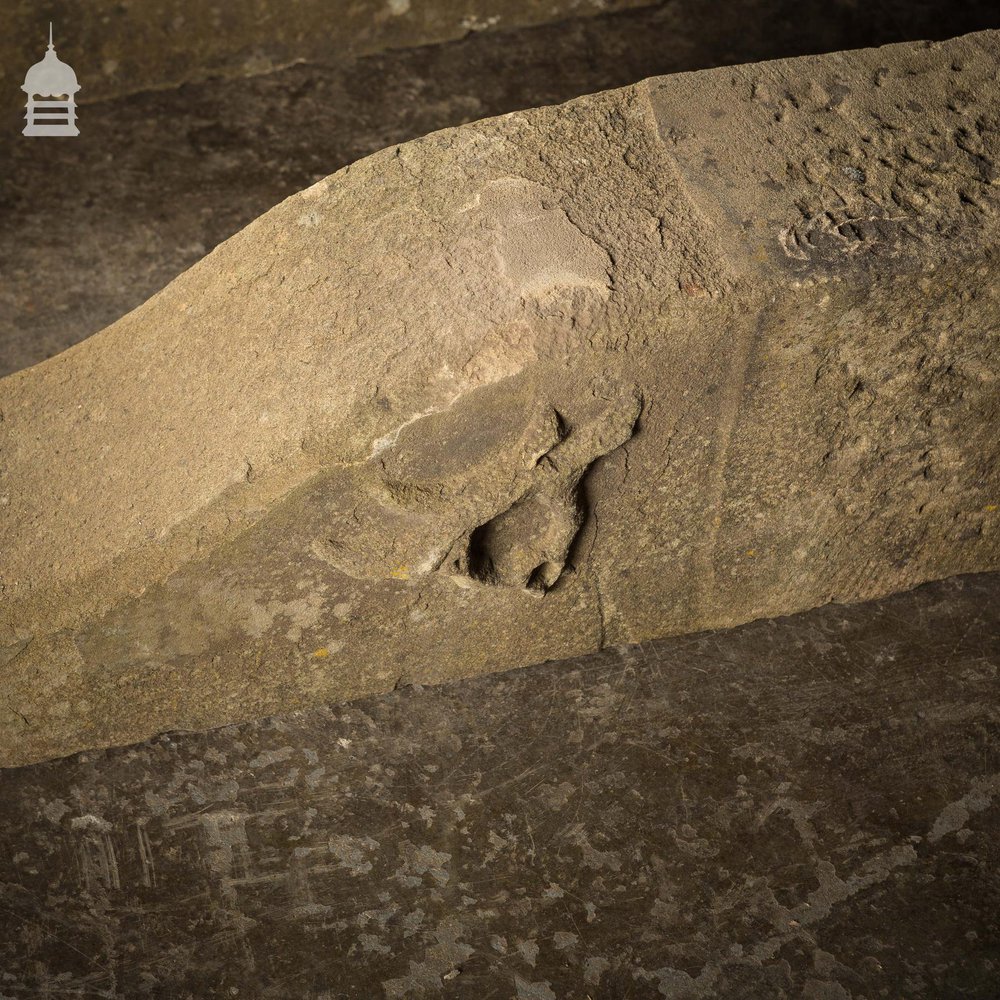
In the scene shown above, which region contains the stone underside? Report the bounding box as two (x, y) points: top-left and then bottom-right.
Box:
(1, 573), (998, 997)
(1, 31), (999, 765)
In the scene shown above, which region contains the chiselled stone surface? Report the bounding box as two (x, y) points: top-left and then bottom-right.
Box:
(1, 33), (999, 765)
(4, 2), (999, 378)
(1, 573), (998, 998)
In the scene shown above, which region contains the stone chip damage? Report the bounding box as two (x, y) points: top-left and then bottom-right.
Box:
(0, 32), (999, 766)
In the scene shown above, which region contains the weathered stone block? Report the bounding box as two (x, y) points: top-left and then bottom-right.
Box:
(1, 32), (998, 765)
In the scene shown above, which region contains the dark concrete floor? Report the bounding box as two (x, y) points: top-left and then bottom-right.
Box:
(1, 572), (998, 998)
(2, 0), (999, 375)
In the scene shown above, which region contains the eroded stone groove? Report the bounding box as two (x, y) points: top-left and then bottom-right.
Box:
(1, 33), (999, 765)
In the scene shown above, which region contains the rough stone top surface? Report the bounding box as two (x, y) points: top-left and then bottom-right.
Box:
(1, 30), (998, 640)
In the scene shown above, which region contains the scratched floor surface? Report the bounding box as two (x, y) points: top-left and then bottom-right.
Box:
(0, 571), (997, 998)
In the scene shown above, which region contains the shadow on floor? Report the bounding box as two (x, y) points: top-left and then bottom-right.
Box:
(1, 572), (998, 998)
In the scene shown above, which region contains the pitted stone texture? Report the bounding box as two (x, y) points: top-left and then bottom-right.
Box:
(4, 2), (999, 379)
(1, 33), (999, 765)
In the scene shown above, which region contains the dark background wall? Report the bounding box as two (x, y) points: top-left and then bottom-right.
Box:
(4, 0), (998, 124)
(3, 0), (655, 117)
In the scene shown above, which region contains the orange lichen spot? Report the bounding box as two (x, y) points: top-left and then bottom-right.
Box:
(746, 548), (756, 557)
(312, 647), (329, 658)
(390, 565), (410, 580)
(985, 504), (998, 512)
